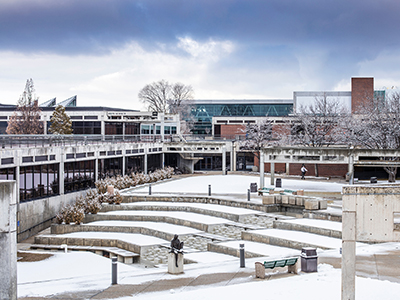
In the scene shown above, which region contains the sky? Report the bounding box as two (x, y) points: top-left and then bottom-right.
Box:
(2, 0), (400, 110)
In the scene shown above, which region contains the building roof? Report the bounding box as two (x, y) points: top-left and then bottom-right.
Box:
(193, 99), (293, 105)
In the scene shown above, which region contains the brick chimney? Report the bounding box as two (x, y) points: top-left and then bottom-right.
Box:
(351, 77), (374, 113)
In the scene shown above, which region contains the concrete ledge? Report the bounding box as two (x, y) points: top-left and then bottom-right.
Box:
(121, 195), (281, 213)
(273, 220), (342, 239)
(30, 244), (140, 264)
(241, 230), (332, 250)
(207, 242), (262, 258)
(100, 204), (256, 222)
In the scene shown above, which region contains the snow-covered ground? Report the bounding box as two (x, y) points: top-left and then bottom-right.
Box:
(17, 175), (400, 299)
(128, 174), (345, 194)
(18, 243), (400, 299)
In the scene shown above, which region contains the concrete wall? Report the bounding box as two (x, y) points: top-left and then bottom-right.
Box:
(0, 181), (17, 300)
(18, 191), (88, 242)
(343, 185), (400, 242)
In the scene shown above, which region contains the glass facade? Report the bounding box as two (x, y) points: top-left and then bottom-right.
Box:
(64, 160), (95, 193)
(125, 156), (144, 174)
(191, 103), (293, 134)
(20, 163), (59, 202)
(71, 121), (101, 134)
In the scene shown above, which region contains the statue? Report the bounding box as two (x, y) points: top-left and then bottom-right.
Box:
(170, 234), (184, 267)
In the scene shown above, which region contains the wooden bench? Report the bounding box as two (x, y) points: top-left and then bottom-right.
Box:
(30, 244), (140, 264)
(255, 257), (299, 278)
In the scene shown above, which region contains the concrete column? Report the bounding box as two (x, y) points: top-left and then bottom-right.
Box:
(259, 151), (264, 189)
(270, 162), (275, 186)
(161, 113), (165, 142)
(341, 211), (356, 300)
(144, 152), (148, 175)
(101, 120), (105, 137)
(43, 119), (47, 135)
(222, 146), (226, 175)
(15, 153), (20, 235)
(286, 162), (290, 175)
(0, 181), (17, 300)
(162, 152), (165, 168)
(122, 154), (126, 176)
(122, 123), (126, 139)
(95, 158), (99, 182)
(232, 143), (237, 172)
(59, 150), (64, 195)
(348, 155), (354, 185)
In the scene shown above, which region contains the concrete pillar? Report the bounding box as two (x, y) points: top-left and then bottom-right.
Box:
(259, 151), (264, 189)
(341, 189), (357, 300)
(101, 120), (105, 137)
(144, 152), (148, 175)
(286, 162), (290, 175)
(222, 146), (226, 175)
(122, 154), (126, 176)
(0, 181), (17, 300)
(162, 152), (165, 168)
(348, 155), (354, 185)
(232, 143), (237, 172)
(160, 113), (165, 142)
(95, 158), (99, 182)
(270, 162), (275, 186)
(59, 151), (64, 195)
(122, 122), (126, 139)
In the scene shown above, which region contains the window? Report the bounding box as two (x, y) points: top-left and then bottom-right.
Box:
(64, 160), (95, 193)
(19, 163), (59, 202)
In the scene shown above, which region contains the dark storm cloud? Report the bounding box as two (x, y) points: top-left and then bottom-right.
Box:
(1, 0), (400, 56)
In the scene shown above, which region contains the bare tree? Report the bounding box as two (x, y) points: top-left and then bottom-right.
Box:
(344, 92), (400, 182)
(138, 80), (194, 133)
(240, 119), (274, 160)
(290, 94), (348, 147)
(6, 79), (43, 134)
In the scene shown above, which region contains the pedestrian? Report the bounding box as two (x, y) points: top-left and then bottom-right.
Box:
(301, 164), (307, 180)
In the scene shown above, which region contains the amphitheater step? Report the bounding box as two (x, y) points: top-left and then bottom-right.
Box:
(30, 244), (140, 264)
(208, 240), (300, 258)
(241, 228), (343, 250)
(273, 218), (342, 238)
(101, 201), (262, 222)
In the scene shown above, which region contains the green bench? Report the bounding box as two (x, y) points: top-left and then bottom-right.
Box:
(255, 257), (299, 278)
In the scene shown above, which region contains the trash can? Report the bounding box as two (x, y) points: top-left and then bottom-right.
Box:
(275, 178), (282, 188)
(250, 183), (257, 193)
(370, 177), (377, 183)
(301, 247), (318, 273)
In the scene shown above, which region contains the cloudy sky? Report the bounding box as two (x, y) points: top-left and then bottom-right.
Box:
(1, 0), (400, 110)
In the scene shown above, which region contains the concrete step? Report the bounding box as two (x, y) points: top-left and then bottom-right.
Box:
(208, 239), (300, 258)
(34, 232), (168, 256)
(51, 220), (202, 241)
(29, 244), (140, 264)
(241, 228), (343, 250)
(85, 210), (233, 232)
(273, 218), (342, 239)
(101, 202), (262, 222)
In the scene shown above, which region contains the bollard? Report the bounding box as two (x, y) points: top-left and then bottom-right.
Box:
(247, 189), (250, 201)
(208, 184), (211, 196)
(112, 257), (118, 285)
(149, 183), (152, 195)
(240, 244), (245, 268)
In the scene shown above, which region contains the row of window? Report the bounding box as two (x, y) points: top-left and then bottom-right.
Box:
(141, 125), (177, 135)
(0, 155), (150, 202)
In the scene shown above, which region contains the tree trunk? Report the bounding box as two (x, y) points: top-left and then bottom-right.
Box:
(384, 166), (397, 183)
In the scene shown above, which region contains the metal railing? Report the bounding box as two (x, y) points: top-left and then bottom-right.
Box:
(0, 134), (173, 149)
